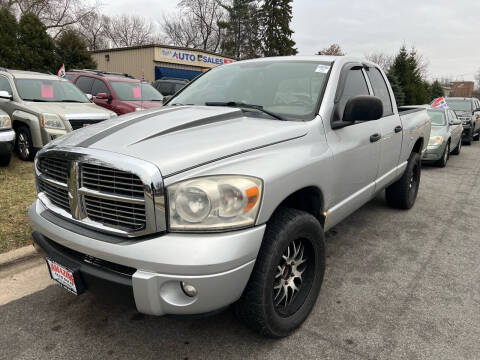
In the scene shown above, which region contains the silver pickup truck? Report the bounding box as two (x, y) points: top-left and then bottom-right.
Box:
(28, 56), (431, 337)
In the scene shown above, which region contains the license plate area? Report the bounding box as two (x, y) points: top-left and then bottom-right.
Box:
(46, 258), (84, 295)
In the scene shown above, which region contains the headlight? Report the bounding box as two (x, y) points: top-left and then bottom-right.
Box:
(428, 136), (444, 146)
(41, 113), (65, 129)
(168, 175), (263, 232)
(0, 114), (11, 129)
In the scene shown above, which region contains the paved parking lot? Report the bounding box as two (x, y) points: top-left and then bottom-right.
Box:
(1, 142), (480, 360)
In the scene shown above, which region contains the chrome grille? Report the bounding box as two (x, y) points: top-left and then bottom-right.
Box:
(84, 195), (146, 231)
(37, 158), (68, 183)
(34, 149), (164, 238)
(81, 164), (144, 197)
(69, 119), (105, 131)
(37, 178), (70, 211)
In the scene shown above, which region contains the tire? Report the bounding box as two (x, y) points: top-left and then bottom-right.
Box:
(0, 151), (11, 166)
(15, 126), (35, 161)
(386, 152), (421, 210)
(235, 208), (326, 338)
(463, 129), (473, 145)
(437, 141), (450, 168)
(452, 138), (461, 155)
(474, 130), (480, 141)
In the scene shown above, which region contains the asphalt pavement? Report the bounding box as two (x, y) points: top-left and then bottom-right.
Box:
(1, 141), (480, 360)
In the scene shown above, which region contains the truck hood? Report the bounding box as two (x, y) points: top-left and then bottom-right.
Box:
(49, 106), (309, 176)
(23, 101), (115, 118)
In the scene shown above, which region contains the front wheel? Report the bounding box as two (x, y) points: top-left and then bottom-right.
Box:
(235, 208), (325, 338)
(386, 152), (421, 209)
(15, 126), (35, 161)
(437, 142), (450, 168)
(463, 129), (473, 145)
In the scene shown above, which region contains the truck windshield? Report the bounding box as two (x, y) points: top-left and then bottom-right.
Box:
(445, 99), (472, 113)
(110, 82), (163, 101)
(16, 79), (89, 103)
(427, 110), (447, 126)
(170, 60), (331, 120)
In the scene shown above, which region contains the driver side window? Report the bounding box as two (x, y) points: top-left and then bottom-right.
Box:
(337, 69), (370, 121)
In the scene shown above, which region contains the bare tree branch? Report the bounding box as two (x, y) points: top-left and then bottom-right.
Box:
(103, 14), (154, 48)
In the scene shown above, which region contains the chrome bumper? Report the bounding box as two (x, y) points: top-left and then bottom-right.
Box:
(0, 129), (15, 143)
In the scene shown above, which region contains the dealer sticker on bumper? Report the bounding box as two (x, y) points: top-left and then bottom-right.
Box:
(46, 258), (78, 295)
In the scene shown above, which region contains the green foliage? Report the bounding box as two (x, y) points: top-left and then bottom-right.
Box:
(430, 80), (444, 100)
(17, 13), (55, 73)
(219, 0), (262, 60)
(55, 29), (97, 71)
(386, 72), (405, 107)
(0, 7), (18, 68)
(261, 0), (297, 57)
(388, 46), (430, 105)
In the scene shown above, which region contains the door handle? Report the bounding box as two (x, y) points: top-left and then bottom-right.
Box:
(370, 133), (381, 142)
(394, 125), (403, 133)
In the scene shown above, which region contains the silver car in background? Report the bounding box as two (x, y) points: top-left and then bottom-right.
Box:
(0, 109), (15, 166)
(422, 108), (463, 167)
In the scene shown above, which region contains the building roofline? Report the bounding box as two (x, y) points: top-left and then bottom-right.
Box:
(91, 44), (234, 60)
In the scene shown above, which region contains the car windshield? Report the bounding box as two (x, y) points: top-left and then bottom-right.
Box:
(445, 99), (472, 112)
(427, 110), (447, 126)
(15, 79), (89, 103)
(170, 60), (331, 120)
(110, 82), (163, 101)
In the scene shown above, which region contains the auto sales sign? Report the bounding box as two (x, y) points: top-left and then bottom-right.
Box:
(156, 48), (235, 68)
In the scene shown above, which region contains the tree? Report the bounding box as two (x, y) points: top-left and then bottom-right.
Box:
(0, 7), (19, 68)
(17, 12), (55, 72)
(77, 11), (108, 51)
(55, 28), (97, 70)
(386, 72), (405, 107)
(261, 0), (297, 57)
(317, 44), (344, 56)
(219, 0), (262, 59)
(430, 80), (444, 100)
(9, 0), (98, 38)
(163, 13), (199, 48)
(365, 52), (393, 72)
(104, 14), (154, 47)
(178, 0), (225, 52)
(388, 46), (430, 105)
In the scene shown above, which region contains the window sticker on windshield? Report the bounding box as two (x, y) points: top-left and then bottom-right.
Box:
(41, 84), (54, 98)
(133, 86), (141, 99)
(315, 65), (330, 74)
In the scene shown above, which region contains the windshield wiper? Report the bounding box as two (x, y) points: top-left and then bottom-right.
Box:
(22, 99), (51, 102)
(205, 101), (285, 120)
(60, 100), (85, 103)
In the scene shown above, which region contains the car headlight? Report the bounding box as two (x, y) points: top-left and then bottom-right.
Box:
(41, 113), (65, 130)
(167, 175), (263, 232)
(428, 136), (444, 146)
(0, 114), (11, 129)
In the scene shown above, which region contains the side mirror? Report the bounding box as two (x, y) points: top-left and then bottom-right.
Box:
(0, 90), (13, 100)
(95, 92), (109, 100)
(343, 95), (383, 123)
(86, 94), (93, 101)
(454, 120), (462, 125)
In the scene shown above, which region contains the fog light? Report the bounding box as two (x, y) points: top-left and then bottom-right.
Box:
(181, 281), (197, 297)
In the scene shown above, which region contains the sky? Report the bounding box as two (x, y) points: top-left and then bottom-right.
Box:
(103, 0), (480, 82)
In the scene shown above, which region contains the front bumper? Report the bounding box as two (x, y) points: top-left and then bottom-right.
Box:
(422, 145), (444, 161)
(29, 199), (265, 316)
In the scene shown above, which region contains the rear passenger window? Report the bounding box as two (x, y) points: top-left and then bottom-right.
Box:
(75, 76), (94, 94)
(91, 79), (110, 96)
(367, 68), (393, 116)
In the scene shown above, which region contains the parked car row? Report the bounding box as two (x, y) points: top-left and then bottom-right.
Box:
(0, 68), (175, 165)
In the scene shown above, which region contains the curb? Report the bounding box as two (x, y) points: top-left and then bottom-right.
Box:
(0, 245), (40, 269)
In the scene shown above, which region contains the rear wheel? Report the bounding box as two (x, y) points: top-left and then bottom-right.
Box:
(386, 152), (421, 209)
(235, 208), (325, 338)
(452, 138), (461, 155)
(15, 126), (35, 161)
(437, 142), (450, 168)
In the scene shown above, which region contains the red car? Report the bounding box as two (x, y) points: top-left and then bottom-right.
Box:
(66, 70), (163, 115)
